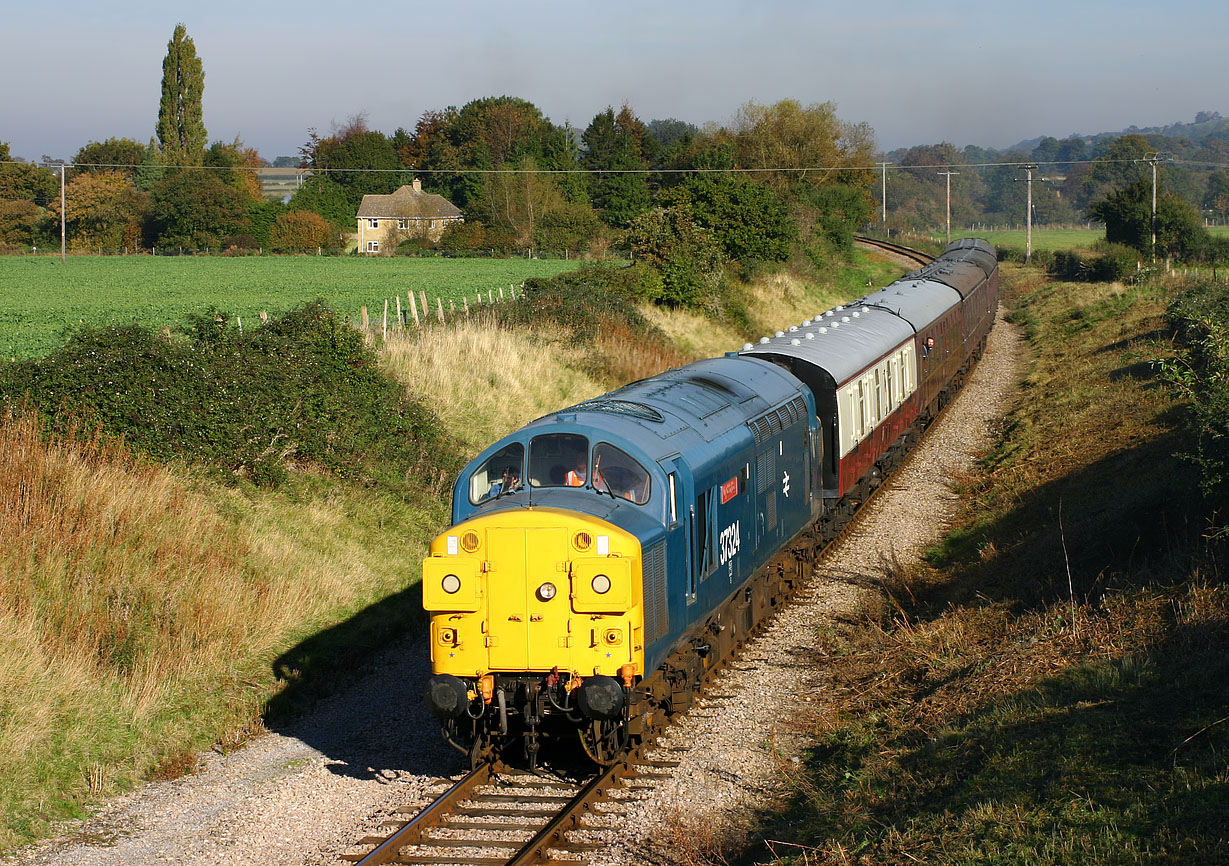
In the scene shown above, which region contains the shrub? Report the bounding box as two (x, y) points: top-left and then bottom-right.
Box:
(625, 204), (725, 310)
(269, 210), (332, 253)
(1049, 244), (1140, 282)
(1161, 279), (1229, 518)
(0, 302), (460, 493)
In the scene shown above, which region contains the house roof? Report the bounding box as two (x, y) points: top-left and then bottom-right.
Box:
(356, 184), (463, 219)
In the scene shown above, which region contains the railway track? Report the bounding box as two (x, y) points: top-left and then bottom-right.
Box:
(343, 747), (681, 866)
(853, 234), (934, 267)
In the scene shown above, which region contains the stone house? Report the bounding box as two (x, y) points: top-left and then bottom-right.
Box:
(355, 179), (463, 254)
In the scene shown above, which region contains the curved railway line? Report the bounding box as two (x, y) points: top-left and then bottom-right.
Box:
(852, 234), (935, 267)
(341, 237), (985, 866)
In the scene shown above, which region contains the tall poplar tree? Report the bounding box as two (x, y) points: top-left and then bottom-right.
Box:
(156, 24), (206, 166)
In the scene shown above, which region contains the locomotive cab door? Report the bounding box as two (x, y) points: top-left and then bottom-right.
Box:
(484, 526), (571, 672)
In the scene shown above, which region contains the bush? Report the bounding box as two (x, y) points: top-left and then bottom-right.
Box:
(625, 204), (725, 310)
(0, 302), (460, 492)
(269, 210), (332, 253)
(1161, 280), (1229, 518)
(1049, 244), (1140, 282)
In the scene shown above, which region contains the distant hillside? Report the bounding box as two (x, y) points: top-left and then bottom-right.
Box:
(1006, 110), (1229, 153)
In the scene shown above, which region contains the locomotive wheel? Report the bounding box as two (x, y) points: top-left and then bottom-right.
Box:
(579, 718), (630, 766)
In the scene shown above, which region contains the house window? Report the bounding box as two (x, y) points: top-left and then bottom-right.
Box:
(367, 218), (379, 229)
(430, 219), (438, 229)
(397, 219), (409, 230)
(366, 240), (379, 253)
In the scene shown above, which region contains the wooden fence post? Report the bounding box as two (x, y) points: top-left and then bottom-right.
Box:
(260, 310), (269, 324)
(361, 305), (369, 331)
(436, 297), (445, 324)
(382, 299), (388, 340)
(419, 290), (428, 318)
(409, 292), (420, 327)
(463, 296), (470, 316)
(396, 295), (402, 330)
(499, 287), (504, 301)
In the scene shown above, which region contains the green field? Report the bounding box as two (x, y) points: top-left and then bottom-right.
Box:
(0, 255), (591, 360)
(964, 227), (1104, 251)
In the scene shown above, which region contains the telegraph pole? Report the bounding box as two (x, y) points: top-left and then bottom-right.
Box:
(58, 163), (67, 264)
(1137, 152), (1171, 262)
(880, 162), (888, 229)
(937, 170), (959, 244)
(1021, 164), (1037, 263)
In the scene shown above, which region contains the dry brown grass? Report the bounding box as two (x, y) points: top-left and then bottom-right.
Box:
(0, 408), (435, 848)
(378, 316), (608, 453)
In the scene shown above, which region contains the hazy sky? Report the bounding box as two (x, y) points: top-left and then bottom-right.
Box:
(3, 0), (1225, 163)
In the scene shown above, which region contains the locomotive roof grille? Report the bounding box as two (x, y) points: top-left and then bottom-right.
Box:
(572, 399), (665, 422)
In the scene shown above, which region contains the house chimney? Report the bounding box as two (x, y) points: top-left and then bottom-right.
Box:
(412, 177), (422, 193)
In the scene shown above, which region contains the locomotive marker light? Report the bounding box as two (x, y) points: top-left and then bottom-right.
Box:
(537, 582), (557, 601)
(442, 573), (461, 594)
(591, 573), (612, 594)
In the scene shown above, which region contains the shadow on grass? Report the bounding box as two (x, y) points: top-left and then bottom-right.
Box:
(927, 429), (1204, 612)
(745, 429), (1228, 864)
(788, 626), (1229, 864)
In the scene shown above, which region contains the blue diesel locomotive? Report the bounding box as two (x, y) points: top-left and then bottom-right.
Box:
(423, 239), (998, 766)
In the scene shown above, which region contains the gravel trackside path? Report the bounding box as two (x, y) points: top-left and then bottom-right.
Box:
(4, 308), (1025, 866)
(588, 307), (1026, 865)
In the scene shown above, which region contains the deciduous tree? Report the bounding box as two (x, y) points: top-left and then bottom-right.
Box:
(46, 171), (146, 251)
(145, 169), (248, 250)
(73, 138), (146, 179)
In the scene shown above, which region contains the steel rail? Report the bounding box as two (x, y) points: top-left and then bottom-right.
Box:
(853, 235), (934, 267)
(350, 762), (494, 866)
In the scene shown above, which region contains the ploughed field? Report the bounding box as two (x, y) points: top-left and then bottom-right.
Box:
(0, 256), (588, 360)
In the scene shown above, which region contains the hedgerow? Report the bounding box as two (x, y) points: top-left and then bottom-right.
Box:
(0, 301), (461, 491)
(1160, 279), (1229, 521)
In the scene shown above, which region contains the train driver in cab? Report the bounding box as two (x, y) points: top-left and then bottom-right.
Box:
(565, 455), (589, 487)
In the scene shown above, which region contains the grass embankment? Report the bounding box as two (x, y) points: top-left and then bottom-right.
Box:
(0, 255), (587, 360)
(748, 268), (1228, 864)
(0, 248), (911, 851)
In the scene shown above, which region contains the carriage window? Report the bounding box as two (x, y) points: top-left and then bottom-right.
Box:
(592, 443), (651, 505)
(529, 433), (589, 488)
(469, 442), (525, 504)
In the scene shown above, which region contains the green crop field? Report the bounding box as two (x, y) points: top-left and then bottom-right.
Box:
(0, 255), (594, 360)
(965, 227), (1104, 251)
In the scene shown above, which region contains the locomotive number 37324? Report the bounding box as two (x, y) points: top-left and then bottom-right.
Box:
(719, 520), (741, 566)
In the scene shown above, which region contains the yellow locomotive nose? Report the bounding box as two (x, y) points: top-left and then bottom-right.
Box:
(423, 507), (644, 681)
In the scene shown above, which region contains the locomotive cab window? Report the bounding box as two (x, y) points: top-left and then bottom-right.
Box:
(469, 442), (525, 504)
(592, 443), (651, 504)
(529, 433), (589, 488)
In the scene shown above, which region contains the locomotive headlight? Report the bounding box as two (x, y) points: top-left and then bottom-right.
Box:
(441, 573), (461, 594)
(537, 582), (557, 601)
(591, 573), (612, 595)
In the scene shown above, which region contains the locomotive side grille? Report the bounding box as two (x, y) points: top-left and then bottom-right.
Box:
(790, 395), (808, 422)
(748, 417), (771, 444)
(643, 541), (668, 644)
(766, 411), (782, 435)
(756, 449), (775, 493)
(766, 489), (778, 531)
